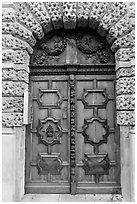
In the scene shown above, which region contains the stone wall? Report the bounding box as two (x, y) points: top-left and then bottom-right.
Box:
(2, 2), (135, 202)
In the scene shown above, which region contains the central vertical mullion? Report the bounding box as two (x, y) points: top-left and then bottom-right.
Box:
(69, 74), (76, 195)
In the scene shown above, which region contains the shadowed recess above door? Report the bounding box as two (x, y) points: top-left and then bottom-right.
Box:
(30, 28), (115, 66)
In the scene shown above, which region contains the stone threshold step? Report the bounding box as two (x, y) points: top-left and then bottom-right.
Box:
(21, 194), (123, 202)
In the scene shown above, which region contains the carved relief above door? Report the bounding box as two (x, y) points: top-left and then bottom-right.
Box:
(30, 28), (114, 66)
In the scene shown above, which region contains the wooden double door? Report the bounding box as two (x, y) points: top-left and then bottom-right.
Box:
(25, 74), (121, 194)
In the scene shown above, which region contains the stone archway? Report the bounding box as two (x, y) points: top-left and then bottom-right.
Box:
(2, 2), (135, 202)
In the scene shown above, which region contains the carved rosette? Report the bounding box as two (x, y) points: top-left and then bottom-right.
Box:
(70, 75), (76, 183)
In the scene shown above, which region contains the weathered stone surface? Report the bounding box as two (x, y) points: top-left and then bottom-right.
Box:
(98, 2), (127, 37)
(89, 2), (109, 30)
(46, 2), (62, 30)
(2, 97), (23, 112)
(13, 22), (36, 47)
(2, 50), (29, 64)
(116, 95), (135, 110)
(2, 35), (33, 54)
(2, 22), (14, 34)
(111, 30), (135, 52)
(14, 2), (44, 39)
(2, 50), (14, 61)
(2, 8), (15, 22)
(115, 47), (135, 61)
(116, 66), (135, 79)
(2, 113), (23, 127)
(116, 77), (135, 95)
(107, 14), (135, 44)
(77, 2), (92, 27)
(2, 81), (28, 96)
(26, 2), (52, 33)
(117, 110), (135, 125)
(2, 69), (29, 82)
(62, 2), (77, 29)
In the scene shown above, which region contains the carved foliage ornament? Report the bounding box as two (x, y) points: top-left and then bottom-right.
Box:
(32, 29), (113, 66)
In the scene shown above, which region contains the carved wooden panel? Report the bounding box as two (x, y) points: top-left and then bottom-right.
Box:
(83, 154), (110, 175)
(37, 153), (63, 175)
(35, 88), (63, 108)
(75, 75), (121, 193)
(25, 75), (70, 194)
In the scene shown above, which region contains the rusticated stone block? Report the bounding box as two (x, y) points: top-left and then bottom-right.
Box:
(111, 30), (135, 52)
(62, 2), (77, 29)
(14, 2), (44, 39)
(77, 2), (92, 27)
(98, 2), (127, 37)
(116, 67), (135, 79)
(116, 77), (135, 95)
(2, 81), (28, 96)
(2, 97), (23, 112)
(26, 2), (52, 33)
(107, 14), (135, 44)
(89, 2), (109, 30)
(46, 2), (62, 30)
(2, 35), (33, 54)
(2, 50), (14, 62)
(115, 48), (135, 61)
(117, 110), (135, 125)
(2, 113), (23, 127)
(2, 22), (14, 34)
(116, 95), (135, 110)
(13, 22), (36, 47)
(2, 8), (15, 22)
(2, 69), (29, 83)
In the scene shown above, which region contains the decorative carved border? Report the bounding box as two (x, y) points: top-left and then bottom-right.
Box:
(69, 74), (76, 187)
(29, 64), (115, 75)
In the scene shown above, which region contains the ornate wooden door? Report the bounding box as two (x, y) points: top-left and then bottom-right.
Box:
(25, 72), (121, 194)
(25, 75), (70, 193)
